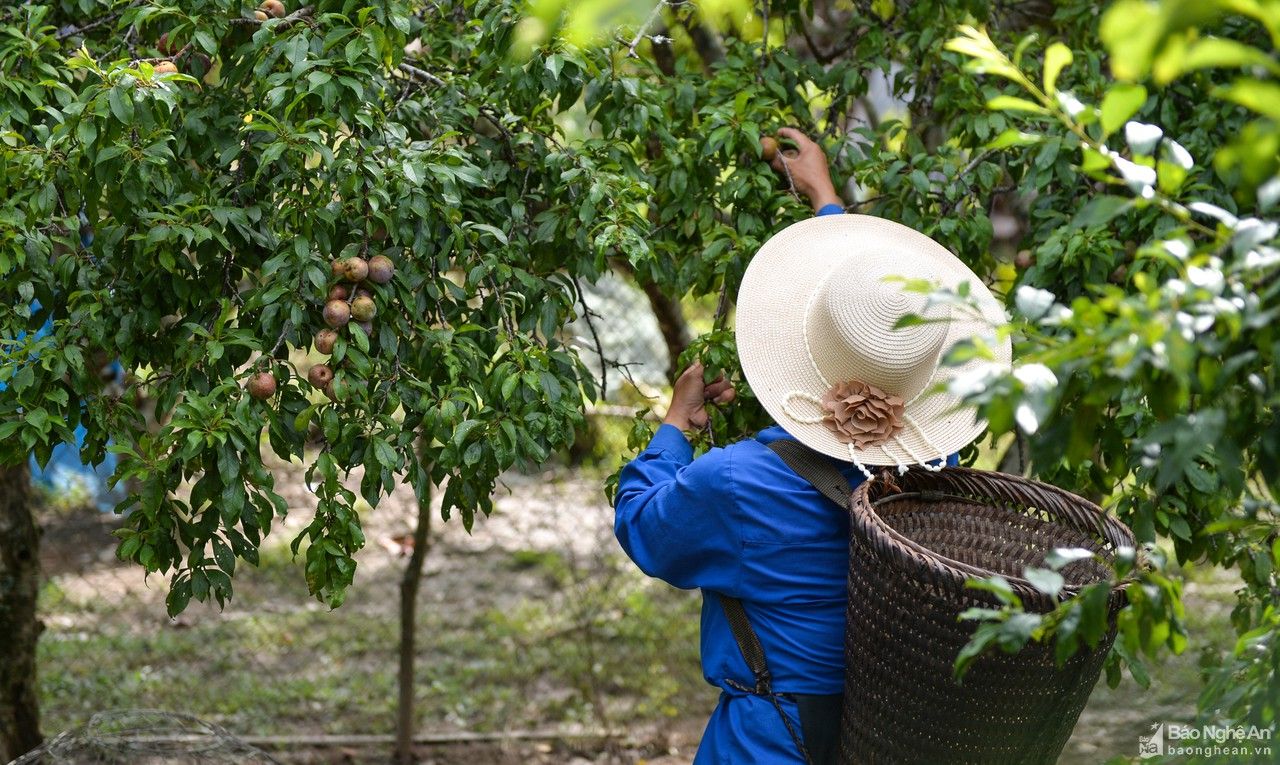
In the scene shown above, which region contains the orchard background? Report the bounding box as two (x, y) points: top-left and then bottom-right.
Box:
(1, 0), (1276, 762)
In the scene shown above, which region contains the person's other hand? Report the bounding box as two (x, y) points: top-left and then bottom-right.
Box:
(664, 362), (736, 432)
(768, 127), (843, 212)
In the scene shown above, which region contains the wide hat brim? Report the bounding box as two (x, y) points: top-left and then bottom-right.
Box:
(735, 215), (1012, 466)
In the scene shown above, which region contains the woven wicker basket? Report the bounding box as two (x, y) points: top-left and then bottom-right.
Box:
(840, 466), (1135, 764)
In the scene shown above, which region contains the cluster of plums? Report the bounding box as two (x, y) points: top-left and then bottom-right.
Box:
(254, 0), (287, 21)
(305, 255), (394, 397)
(245, 253), (395, 401)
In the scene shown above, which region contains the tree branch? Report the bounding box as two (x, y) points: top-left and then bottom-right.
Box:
(56, 11), (122, 41)
(229, 5), (314, 30)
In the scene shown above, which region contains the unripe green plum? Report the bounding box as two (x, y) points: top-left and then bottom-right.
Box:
(351, 296), (376, 321)
(342, 257), (369, 282)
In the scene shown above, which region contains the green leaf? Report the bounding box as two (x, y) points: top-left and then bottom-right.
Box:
(1100, 83), (1147, 138)
(452, 419), (482, 446)
(953, 622), (1002, 680)
(1043, 42), (1073, 95)
(166, 578), (192, 617)
(108, 86), (134, 124)
(1218, 78), (1280, 121)
(987, 95), (1048, 114)
(213, 538), (235, 574)
(1069, 195), (1132, 229)
(1177, 38), (1280, 80)
(1025, 567), (1065, 597)
(986, 129), (1043, 150)
(1099, 0), (1164, 81)
(1045, 547), (1097, 569)
(966, 575), (1022, 608)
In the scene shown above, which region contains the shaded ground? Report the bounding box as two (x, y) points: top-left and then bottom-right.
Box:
(34, 453), (1240, 764)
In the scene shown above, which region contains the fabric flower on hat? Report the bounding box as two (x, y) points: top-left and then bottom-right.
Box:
(820, 379), (905, 448)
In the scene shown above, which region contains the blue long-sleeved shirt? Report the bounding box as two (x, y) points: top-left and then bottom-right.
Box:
(614, 203), (959, 763)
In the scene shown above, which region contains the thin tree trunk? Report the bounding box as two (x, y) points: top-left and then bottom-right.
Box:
(394, 478), (433, 765)
(677, 11), (724, 69)
(997, 431), (1029, 476)
(0, 462), (43, 761)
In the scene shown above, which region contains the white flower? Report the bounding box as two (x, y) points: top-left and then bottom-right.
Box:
(1188, 202), (1239, 228)
(1187, 265), (1224, 293)
(1258, 176), (1280, 211)
(1113, 155), (1157, 193)
(1162, 139), (1194, 170)
(1244, 246), (1280, 270)
(1165, 278), (1187, 296)
(1210, 297), (1239, 315)
(1042, 305), (1074, 325)
(1151, 341), (1168, 369)
(1013, 363), (1058, 393)
(947, 362), (1004, 399)
(1057, 91), (1085, 117)
(1232, 218), (1279, 256)
(1124, 121), (1163, 155)
(1015, 285), (1057, 320)
(1175, 311), (1195, 340)
(1163, 239), (1191, 260)
(1015, 402), (1041, 434)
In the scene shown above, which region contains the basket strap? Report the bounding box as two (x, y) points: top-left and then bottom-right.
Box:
(717, 442), (849, 765)
(767, 439), (852, 509)
(717, 594), (814, 765)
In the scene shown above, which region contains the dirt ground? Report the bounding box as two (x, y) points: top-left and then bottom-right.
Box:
(33, 452), (1232, 764)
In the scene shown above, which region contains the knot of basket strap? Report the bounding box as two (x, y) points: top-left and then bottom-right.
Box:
(723, 674), (773, 697)
(876, 467), (903, 495)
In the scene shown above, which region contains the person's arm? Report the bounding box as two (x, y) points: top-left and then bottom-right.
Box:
(613, 364), (740, 591)
(765, 127), (843, 214)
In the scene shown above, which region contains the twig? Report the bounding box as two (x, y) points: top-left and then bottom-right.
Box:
(627, 1), (668, 58)
(797, 13), (835, 64)
(712, 280), (732, 331)
(844, 195), (883, 211)
(958, 148), (997, 178)
(133, 42), (193, 65)
(399, 61), (513, 142)
(397, 61), (446, 88)
(572, 276), (609, 400)
(759, 0), (769, 77)
(266, 319), (294, 359)
(229, 5), (315, 29)
(56, 11), (122, 41)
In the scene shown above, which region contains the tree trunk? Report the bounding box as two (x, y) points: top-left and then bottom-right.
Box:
(611, 260), (693, 382)
(0, 462), (43, 761)
(394, 479), (433, 765)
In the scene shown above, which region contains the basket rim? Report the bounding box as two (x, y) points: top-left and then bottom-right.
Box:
(850, 466), (1136, 604)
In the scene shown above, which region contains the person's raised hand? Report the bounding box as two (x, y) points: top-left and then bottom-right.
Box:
(766, 127), (843, 213)
(664, 362), (736, 432)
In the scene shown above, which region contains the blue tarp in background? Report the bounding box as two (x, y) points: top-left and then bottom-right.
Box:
(3, 299), (126, 512)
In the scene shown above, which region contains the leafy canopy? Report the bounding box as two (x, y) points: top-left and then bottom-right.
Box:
(2, 0), (1279, 732)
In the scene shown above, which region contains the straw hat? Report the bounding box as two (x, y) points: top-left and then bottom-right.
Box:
(735, 215), (1011, 477)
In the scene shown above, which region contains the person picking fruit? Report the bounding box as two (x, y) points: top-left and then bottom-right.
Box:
(613, 128), (1011, 764)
